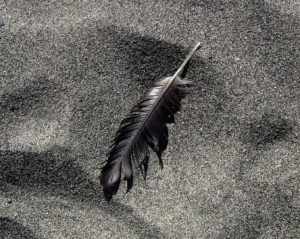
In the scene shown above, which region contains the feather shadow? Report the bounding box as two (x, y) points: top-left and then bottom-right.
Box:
(100, 43), (202, 201)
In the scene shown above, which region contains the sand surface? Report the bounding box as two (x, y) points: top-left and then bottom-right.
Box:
(0, 1), (299, 238)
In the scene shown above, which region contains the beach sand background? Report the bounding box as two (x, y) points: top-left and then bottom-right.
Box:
(0, 1), (299, 238)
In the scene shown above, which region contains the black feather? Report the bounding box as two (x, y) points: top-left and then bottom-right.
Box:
(100, 42), (201, 201)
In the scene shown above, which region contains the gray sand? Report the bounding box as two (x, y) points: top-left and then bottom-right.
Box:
(0, 1), (299, 238)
